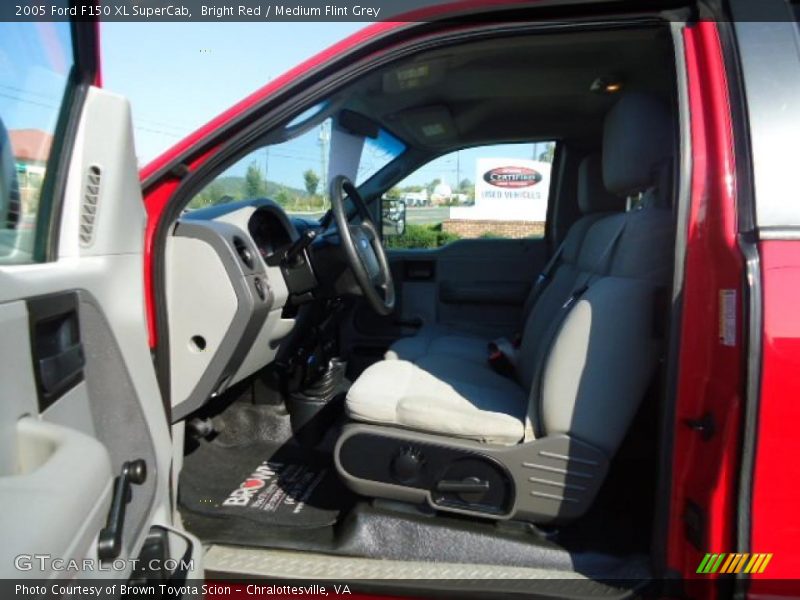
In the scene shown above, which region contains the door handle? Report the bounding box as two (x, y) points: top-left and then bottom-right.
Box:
(38, 343), (85, 395)
(27, 292), (85, 409)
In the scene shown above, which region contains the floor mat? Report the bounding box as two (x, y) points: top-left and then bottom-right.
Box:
(179, 440), (355, 533)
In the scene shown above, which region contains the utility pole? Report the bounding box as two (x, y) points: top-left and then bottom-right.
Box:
(456, 151), (460, 190)
(263, 77), (271, 188)
(319, 121), (330, 207)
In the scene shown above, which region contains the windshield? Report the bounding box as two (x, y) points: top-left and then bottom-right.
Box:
(187, 118), (405, 220)
(357, 128), (405, 185)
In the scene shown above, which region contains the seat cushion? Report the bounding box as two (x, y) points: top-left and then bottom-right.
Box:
(346, 359), (527, 445)
(386, 324), (489, 364)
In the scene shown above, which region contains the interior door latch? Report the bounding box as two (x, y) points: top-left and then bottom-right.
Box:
(98, 459), (147, 562)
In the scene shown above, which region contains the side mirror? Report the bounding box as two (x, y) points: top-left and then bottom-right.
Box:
(382, 197), (406, 237)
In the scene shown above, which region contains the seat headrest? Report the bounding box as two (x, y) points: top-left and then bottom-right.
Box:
(578, 153), (625, 214)
(603, 93), (673, 197)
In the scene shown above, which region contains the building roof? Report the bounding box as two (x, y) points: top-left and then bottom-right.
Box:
(9, 129), (53, 163)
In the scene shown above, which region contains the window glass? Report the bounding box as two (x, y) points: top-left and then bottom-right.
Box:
(357, 128), (405, 184)
(384, 142), (556, 249)
(189, 119), (333, 218)
(188, 119), (405, 219)
(0, 21), (74, 263)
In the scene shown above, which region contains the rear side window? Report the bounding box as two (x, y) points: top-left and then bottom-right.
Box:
(0, 22), (75, 264)
(383, 142), (556, 248)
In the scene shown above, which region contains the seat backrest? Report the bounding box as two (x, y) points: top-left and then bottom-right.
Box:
(518, 93), (676, 455)
(518, 153), (624, 336)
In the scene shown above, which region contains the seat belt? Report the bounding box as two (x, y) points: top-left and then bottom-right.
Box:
(525, 216), (628, 437)
(489, 238), (566, 378)
(521, 239), (567, 320)
(489, 219), (628, 381)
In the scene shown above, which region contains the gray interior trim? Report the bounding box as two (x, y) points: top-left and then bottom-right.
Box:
(203, 545), (649, 599)
(213, 203), (298, 385)
(204, 544), (590, 580)
(169, 220), (273, 421)
(0, 418), (113, 578)
(335, 423), (608, 524)
(76, 291), (160, 556)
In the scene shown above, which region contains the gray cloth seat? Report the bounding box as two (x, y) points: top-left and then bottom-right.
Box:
(386, 153), (623, 366)
(345, 93), (675, 459)
(347, 356), (527, 445)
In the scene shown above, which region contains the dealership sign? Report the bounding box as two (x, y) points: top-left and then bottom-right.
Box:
(451, 157), (550, 221)
(483, 165), (544, 188)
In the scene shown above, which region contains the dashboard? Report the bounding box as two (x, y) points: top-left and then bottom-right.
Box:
(165, 199), (318, 421)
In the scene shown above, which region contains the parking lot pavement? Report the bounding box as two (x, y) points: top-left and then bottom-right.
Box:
(406, 207), (450, 225)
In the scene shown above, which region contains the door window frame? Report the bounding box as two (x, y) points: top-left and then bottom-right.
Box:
(3, 20), (100, 264)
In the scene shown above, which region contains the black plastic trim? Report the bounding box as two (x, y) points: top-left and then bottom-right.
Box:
(26, 291), (84, 411)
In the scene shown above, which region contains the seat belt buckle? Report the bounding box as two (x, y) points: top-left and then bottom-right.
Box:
(488, 343), (516, 378)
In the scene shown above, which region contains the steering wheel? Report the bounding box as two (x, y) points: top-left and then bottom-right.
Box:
(329, 175), (395, 316)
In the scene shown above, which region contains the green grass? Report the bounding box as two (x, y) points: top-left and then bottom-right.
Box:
(385, 223), (460, 249)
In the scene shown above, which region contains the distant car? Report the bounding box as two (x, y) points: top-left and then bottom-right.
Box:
(382, 197), (406, 234)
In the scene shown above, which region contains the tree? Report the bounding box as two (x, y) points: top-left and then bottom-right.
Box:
(274, 188), (291, 207)
(189, 181), (226, 209)
(244, 162), (266, 198)
(426, 178), (442, 195)
(303, 169), (320, 196)
(458, 178), (473, 192)
(385, 186), (401, 200)
(538, 143), (556, 163)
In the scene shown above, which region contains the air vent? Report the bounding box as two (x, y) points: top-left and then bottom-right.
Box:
(232, 236), (254, 269)
(79, 165), (101, 247)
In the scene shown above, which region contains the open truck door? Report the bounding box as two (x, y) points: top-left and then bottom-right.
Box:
(0, 19), (198, 586)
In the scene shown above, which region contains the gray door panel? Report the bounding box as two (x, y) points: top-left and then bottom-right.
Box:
(0, 88), (187, 579)
(389, 238), (545, 336)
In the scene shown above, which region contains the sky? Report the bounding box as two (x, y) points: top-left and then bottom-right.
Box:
(0, 22), (74, 144)
(101, 22), (366, 164)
